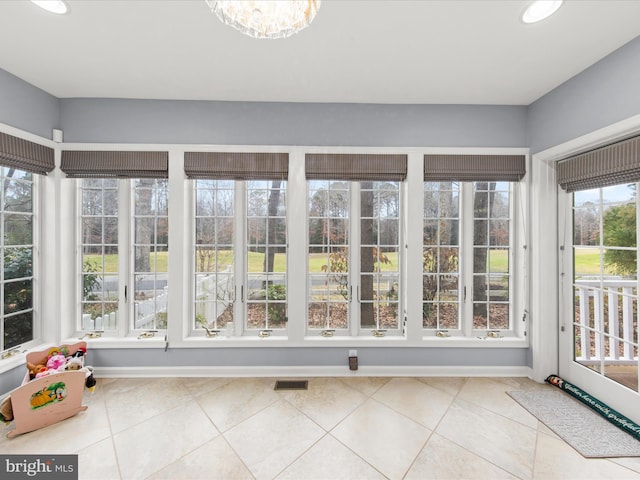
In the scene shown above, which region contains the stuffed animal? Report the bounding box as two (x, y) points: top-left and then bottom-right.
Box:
(83, 366), (96, 392)
(64, 357), (84, 371)
(26, 362), (47, 380)
(46, 354), (67, 372)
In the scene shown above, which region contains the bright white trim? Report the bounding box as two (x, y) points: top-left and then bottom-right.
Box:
(94, 364), (533, 379)
(72, 334), (529, 349)
(532, 113), (640, 413)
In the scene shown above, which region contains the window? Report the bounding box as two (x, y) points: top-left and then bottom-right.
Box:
(80, 179), (119, 331)
(2, 168), (35, 350)
(246, 180), (287, 332)
(572, 184), (638, 391)
(423, 154), (525, 336)
(423, 181), (460, 331)
(557, 134), (640, 391)
(63, 150), (169, 336)
(79, 178), (169, 334)
(194, 179), (235, 332)
(308, 180), (350, 331)
(0, 131), (52, 353)
(306, 154), (406, 336)
(186, 152), (288, 337)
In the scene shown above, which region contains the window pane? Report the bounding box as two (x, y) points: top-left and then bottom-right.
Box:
(1, 168), (34, 352)
(132, 176), (168, 336)
(4, 312), (32, 350)
(246, 180), (287, 331)
(81, 179), (119, 332)
(423, 182), (460, 330)
(473, 182), (511, 331)
(5, 214), (32, 245)
(573, 184), (639, 391)
(195, 180), (235, 332)
(308, 180), (349, 331)
(360, 181), (401, 330)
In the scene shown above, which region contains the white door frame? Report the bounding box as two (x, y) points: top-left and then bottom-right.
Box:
(532, 114), (640, 422)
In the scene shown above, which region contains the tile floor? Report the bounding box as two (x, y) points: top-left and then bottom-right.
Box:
(2, 376), (640, 479)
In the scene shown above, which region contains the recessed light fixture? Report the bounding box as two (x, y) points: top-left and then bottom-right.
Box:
(521, 0), (563, 24)
(30, 0), (69, 15)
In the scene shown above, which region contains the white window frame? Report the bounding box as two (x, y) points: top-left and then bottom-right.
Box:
(72, 178), (168, 339)
(421, 181), (521, 338)
(188, 177), (289, 339)
(305, 180), (405, 338)
(52, 145), (530, 350)
(0, 168), (40, 353)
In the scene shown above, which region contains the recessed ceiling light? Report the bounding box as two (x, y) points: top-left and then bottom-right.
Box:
(521, 0), (563, 24)
(30, 0), (69, 15)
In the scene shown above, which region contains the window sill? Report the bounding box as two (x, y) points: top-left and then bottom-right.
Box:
(72, 334), (530, 349)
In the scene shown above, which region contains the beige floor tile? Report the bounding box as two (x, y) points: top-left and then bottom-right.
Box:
(276, 434), (386, 480)
(278, 377), (367, 430)
(148, 436), (253, 480)
(113, 399), (218, 479)
(197, 377), (280, 432)
(610, 457), (640, 475)
(373, 377), (454, 430)
(0, 396), (111, 454)
(106, 377), (194, 434)
(458, 377), (539, 428)
(416, 376), (467, 396)
(224, 399), (325, 480)
(178, 377), (234, 397)
(3, 376), (634, 480)
(331, 398), (431, 479)
(533, 431), (640, 479)
(77, 437), (121, 480)
(405, 433), (518, 479)
(338, 376), (390, 396)
(436, 398), (536, 479)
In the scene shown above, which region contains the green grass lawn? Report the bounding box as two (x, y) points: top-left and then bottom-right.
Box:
(573, 247), (616, 275)
(84, 251), (169, 273)
(84, 249), (514, 274)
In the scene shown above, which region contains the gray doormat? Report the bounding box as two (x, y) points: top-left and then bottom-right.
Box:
(508, 388), (640, 458)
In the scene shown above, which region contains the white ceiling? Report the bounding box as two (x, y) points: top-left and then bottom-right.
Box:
(1, 0), (639, 105)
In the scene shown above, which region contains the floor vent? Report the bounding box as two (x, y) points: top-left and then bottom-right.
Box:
(274, 380), (308, 391)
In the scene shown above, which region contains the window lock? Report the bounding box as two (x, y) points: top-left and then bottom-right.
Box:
(137, 331), (157, 339)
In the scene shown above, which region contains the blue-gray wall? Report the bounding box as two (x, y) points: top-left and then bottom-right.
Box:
(529, 34), (640, 153)
(0, 69), (59, 139)
(90, 348), (528, 369)
(59, 98), (527, 147)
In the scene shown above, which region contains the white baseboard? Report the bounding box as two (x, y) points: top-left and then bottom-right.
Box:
(95, 365), (534, 379)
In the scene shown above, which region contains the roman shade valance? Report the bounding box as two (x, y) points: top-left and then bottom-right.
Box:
(0, 131), (54, 175)
(184, 152), (288, 180)
(423, 154), (526, 182)
(556, 135), (640, 192)
(61, 151), (168, 178)
(305, 154), (408, 181)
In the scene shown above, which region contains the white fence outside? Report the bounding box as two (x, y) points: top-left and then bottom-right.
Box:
(575, 279), (638, 363)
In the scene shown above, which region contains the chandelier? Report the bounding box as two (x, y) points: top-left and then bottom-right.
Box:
(205, 0), (321, 39)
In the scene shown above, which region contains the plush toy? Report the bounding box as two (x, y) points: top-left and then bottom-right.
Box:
(47, 346), (69, 358)
(65, 357), (84, 371)
(46, 354), (67, 372)
(83, 366), (96, 392)
(26, 362), (47, 380)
